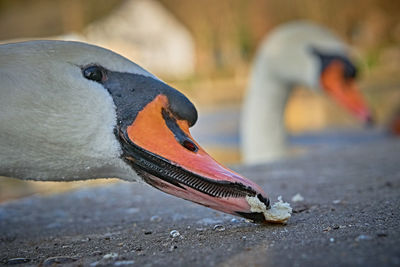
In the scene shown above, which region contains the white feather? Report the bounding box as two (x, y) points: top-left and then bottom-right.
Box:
(0, 40), (156, 181)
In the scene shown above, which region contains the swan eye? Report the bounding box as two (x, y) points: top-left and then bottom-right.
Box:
(83, 66), (105, 83)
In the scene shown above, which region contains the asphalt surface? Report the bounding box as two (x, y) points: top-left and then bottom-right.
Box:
(0, 139), (399, 266)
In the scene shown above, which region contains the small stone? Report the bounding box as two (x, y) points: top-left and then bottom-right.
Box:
(6, 258), (31, 264)
(323, 226), (332, 232)
(292, 205), (308, 213)
(329, 237), (335, 242)
(377, 232), (388, 237)
(91, 251), (103, 256)
(43, 256), (77, 266)
(291, 193), (304, 202)
(144, 231), (152, 235)
(103, 232), (114, 240)
(355, 234), (373, 242)
(230, 218), (239, 223)
(137, 251), (146, 256)
(103, 252), (119, 260)
(114, 260), (135, 266)
(332, 199), (341, 204)
(213, 224), (225, 231)
(169, 245), (178, 252)
(150, 215), (162, 222)
(196, 227), (205, 232)
(332, 225), (340, 230)
(170, 230), (180, 238)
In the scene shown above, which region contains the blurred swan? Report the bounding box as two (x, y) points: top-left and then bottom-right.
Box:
(241, 21), (372, 164)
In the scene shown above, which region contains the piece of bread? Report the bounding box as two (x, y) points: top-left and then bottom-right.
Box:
(246, 196), (292, 223)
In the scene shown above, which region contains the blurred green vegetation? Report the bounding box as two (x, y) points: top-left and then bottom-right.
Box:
(0, 0), (120, 39)
(1, 0), (399, 76)
(159, 0), (400, 76)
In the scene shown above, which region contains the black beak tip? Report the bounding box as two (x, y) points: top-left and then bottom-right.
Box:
(257, 193), (270, 208)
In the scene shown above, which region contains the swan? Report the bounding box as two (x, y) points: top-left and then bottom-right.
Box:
(241, 21), (372, 164)
(0, 40), (269, 222)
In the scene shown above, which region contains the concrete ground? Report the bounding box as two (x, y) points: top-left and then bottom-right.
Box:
(0, 139), (399, 266)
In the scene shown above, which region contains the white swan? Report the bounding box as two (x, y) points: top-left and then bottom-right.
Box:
(0, 40), (269, 222)
(241, 21), (372, 164)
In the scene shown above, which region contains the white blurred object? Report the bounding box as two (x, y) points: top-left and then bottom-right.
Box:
(83, 0), (195, 78)
(291, 193), (304, 202)
(5, 0), (195, 79)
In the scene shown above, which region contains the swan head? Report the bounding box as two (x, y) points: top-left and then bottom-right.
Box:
(261, 21), (372, 123)
(0, 40), (269, 222)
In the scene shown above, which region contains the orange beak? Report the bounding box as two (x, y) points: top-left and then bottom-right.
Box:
(120, 94), (269, 222)
(321, 60), (373, 125)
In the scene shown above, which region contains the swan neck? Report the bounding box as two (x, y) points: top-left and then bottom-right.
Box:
(241, 58), (292, 164)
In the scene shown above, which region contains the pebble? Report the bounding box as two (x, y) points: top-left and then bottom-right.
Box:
(332, 199), (341, 204)
(213, 224), (225, 231)
(150, 215), (162, 222)
(91, 251), (103, 256)
(103, 252), (119, 260)
(291, 193), (304, 202)
(355, 234), (373, 242)
(329, 237), (335, 243)
(5, 258), (31, 264)
(43, 256), (77, 266)
(169, 245), (178, 252)
(114, 260), (135, 266)
(377, 232), (388, 237)
(170, 230), (181, 238)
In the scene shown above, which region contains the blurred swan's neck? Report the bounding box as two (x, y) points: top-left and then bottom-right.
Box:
(241, 56), (292, 164)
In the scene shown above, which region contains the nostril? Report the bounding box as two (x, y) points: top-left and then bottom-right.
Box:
(182, 139), (198, 152)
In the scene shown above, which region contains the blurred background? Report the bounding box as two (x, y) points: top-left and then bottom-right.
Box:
(1, 0), (399, 201)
